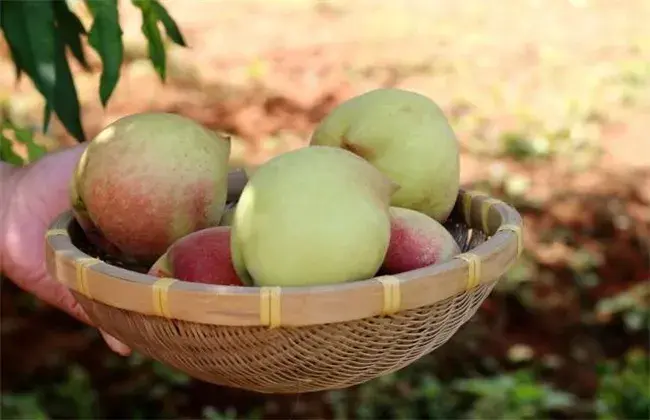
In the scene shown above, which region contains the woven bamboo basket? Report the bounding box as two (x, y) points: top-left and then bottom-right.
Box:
(45, 179), (523, 394)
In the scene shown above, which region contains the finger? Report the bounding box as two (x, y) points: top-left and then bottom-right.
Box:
(100, 329), (132, 356)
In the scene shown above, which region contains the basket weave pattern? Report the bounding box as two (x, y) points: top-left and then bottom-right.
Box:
(46, 190), (523, 393)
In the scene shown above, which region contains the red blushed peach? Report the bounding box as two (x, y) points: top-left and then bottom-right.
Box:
(72, 112), (231, 264)
(148, 227), (245, 286)
(381, 206), (461, 274)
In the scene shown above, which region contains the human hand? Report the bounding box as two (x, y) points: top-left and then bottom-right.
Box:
(1, 143), (131, 356)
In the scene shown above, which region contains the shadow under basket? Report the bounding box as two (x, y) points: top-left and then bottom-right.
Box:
(45, 189), (524, 394)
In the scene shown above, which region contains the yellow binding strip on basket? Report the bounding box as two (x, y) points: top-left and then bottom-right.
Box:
(152, 278), (177, 318)
(498, 224), (523, 257)
(454, 253), (482, 290)
(75, 257), (100, 298)
(46, 228), (69, 238)
(260, 287), (282, 328)
(481, 198), (501, 234)
(378, 277), (402, 315)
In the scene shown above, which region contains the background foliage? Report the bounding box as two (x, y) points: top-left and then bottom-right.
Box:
(0, 0), (184, 146)
(1, 0), (649, 419)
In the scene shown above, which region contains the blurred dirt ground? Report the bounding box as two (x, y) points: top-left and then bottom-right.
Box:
(1, 0), (649, 418)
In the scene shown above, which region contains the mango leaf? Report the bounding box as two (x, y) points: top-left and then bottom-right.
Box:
(0, 0), (86, 142)
(52, 29), (86, 143)
(151, 0), (186, 47)
(0, 1), (56, 105)
(133, 0), (166, 81)
(86, 0), (123, 107)
(35, 30), (85, 141)
(0, 2), (22, 80)
(52, 0), (90, 70)
(43, 103), (52, 134)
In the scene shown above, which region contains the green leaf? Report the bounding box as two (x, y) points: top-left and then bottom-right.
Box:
(0, 393), (48, 420)
(86, 0), (123, 106)
(0, 130), (25, 166)
(0, 0), (85, 142)
(133, 0), (166, 81)
(52, 29), (86, 142)
(151, 0), (186, 46)
(43, 103), (52, 134)
(0, 1), (56, 103)
(52, 0), (91, 70)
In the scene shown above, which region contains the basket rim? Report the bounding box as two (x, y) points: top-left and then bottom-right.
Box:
(45, 188), (524, 328)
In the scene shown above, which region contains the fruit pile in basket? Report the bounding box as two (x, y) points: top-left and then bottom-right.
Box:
(70, 88), (463, 288)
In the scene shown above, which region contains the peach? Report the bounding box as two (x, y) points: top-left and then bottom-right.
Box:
(231, 146), (395, 287)
(381, 207), (461, 274)
(310, 88), (460, 223)
(148, 227), (245, 286)
(71, 112), (231, 264)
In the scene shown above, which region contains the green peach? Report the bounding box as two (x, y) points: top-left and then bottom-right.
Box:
(310, 88), (460, 222)
(231, 145), (396, 287)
